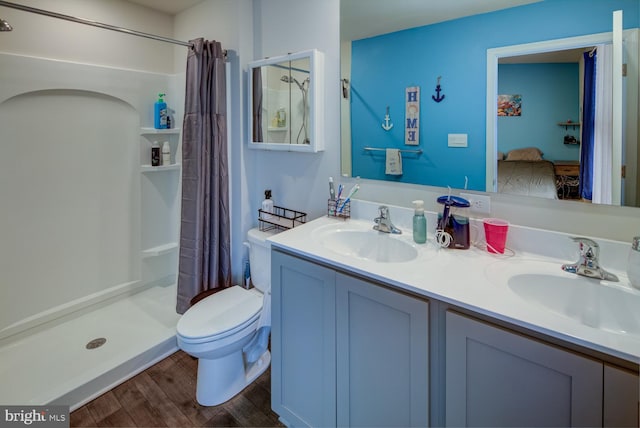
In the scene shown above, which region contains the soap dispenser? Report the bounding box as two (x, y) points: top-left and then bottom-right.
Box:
(412, 200), (427, 244)
(261, 190), (274, 220)
(628, 236), (640, 290)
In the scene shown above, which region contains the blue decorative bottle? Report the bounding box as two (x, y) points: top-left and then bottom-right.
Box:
(154, 93), (167, 129)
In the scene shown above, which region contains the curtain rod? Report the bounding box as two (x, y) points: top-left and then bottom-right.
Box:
(0, 0), (194, 48)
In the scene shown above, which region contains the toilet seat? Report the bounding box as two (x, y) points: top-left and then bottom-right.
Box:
(177, 286), (263, 344)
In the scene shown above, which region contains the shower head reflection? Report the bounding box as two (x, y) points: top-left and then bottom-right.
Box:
(0, 18), (12, 31)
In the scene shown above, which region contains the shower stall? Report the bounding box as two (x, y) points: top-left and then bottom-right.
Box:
(0, 1), (190, 409)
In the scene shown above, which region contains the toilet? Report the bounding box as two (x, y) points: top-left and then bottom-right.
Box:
(176, 227), (275, 406)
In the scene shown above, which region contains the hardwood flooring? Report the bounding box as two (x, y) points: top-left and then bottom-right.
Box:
(70, 351), (284, 427)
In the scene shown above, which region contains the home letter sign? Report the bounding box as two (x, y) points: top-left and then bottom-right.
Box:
(405, 86), (420, 146)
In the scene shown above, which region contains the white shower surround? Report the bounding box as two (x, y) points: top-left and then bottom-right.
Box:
(0, 53), (180, 338)
(0, 52), (182, 406)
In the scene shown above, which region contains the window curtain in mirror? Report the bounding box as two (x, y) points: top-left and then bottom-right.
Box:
(177, 38), (231, 314)
(591, 44), (613, 205)
(579, 50), (596, 201)
(252, 68), (263, 142)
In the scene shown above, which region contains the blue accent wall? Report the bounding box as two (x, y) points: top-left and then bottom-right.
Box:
(350, 0), (639, 190)
(498, 63), (580, 162)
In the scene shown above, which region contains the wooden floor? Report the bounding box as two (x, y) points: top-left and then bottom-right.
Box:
(70, 351), (284, 427)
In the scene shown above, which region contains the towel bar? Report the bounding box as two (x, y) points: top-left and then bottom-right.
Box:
(363, 147), (423, 155)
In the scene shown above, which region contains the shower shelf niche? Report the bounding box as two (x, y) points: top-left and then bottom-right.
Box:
(142, 242), (178, 258)
(140, 127), (181, 135)
(139, 125), (181, 286)
(140, 164), (181, 172)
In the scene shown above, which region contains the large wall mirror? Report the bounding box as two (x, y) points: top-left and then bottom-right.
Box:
(340, 0), (639, 207)
(249, 49), (325, 152)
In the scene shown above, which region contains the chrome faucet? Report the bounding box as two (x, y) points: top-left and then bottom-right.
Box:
(561, 237), (619, 282)
(373, 205), (402, 234)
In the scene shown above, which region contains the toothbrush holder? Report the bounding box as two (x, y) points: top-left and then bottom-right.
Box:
(327, 198), (350, 219)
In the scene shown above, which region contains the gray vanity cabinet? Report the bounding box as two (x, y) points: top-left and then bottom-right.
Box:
(271, 250), (429, 427)
(603, 364), (639, 427)
(335, 273), (429, 427)
(445, 311), (603, 427)
(271, 250), (337, 428)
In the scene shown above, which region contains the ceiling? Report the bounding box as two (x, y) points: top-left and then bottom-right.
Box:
(125, 0), (203, 15)
(125, 0), (543, 23)
(126, 0), (580, 62)
(341, 0), (542, 41)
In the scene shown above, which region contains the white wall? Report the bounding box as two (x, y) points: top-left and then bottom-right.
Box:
(0, 0), (175, 73)
(250, 0), (342, 218)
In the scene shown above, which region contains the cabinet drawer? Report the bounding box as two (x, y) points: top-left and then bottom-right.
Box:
(554, 165), (579, 176)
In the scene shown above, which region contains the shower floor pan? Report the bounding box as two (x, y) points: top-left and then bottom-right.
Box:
(0, 282), (180, 410)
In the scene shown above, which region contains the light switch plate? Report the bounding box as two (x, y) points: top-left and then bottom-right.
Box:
(448, 133), (468, 147)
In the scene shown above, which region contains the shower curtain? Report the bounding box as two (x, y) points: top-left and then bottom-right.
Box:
(177, 38), (231, 314)
(592, 44), (613, 204)
(579, 50), (596, 201)
(252, 67), (263, 142)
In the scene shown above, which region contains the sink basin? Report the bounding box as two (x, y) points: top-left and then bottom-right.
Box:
(312, 223), (418, 263)
(485, 260), (640, 335)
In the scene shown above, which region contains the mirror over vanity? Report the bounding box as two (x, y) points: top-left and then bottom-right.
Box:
(248, 49), (325, 152)
(340, 0), (639, 207)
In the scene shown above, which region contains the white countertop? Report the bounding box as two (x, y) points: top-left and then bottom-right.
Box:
(268, 205), (640, 365)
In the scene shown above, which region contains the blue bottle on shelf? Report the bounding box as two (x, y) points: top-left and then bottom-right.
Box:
(154, 93), (167, 129)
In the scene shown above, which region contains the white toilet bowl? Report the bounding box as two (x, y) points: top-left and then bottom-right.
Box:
(176, 228), (275, 406)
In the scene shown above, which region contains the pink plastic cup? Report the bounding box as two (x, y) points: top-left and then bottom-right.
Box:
(483, 218), (509, 254)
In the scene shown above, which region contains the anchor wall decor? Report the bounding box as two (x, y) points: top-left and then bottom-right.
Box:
(432, 76), (445, 103)
(381, 106), (394, 131)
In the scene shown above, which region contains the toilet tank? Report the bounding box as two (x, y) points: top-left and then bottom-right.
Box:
(246, 228), (277, 292)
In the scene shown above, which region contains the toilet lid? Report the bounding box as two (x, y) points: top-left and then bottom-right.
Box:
(177, 286), (263, 340)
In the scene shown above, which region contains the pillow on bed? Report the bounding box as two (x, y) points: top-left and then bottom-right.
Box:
(497, 151), (505, 160)
(505, 147), (543, 161)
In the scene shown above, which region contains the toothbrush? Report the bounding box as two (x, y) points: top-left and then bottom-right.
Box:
(329, 177), (336, 201)
(336, 183), (344, 201)
(337, 184), (359, 213)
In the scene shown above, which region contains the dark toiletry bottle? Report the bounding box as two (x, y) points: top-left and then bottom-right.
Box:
(151, 141), (160, 166)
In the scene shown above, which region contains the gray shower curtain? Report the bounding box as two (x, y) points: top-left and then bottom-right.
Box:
(176, 38), (231, 314)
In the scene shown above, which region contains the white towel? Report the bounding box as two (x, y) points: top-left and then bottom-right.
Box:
(385, 148), (403, 175)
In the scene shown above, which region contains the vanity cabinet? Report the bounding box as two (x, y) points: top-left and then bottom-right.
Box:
(271, 250), (429, 427)
(445, 311), (639, 427)
(603, 364), (639, 428)
(272, 249), (639, 427)
(335, 274), (429, 427)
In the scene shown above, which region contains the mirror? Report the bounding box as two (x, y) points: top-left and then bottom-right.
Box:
(340, 0), (639, 207)
(248, 49), (325, 152)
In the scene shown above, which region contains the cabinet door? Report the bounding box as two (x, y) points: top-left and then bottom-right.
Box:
(445, 311), (602, 427)
(604, 364), (639, 427)
(336, 273), (429, 427)
(271, 251), (336, 428)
